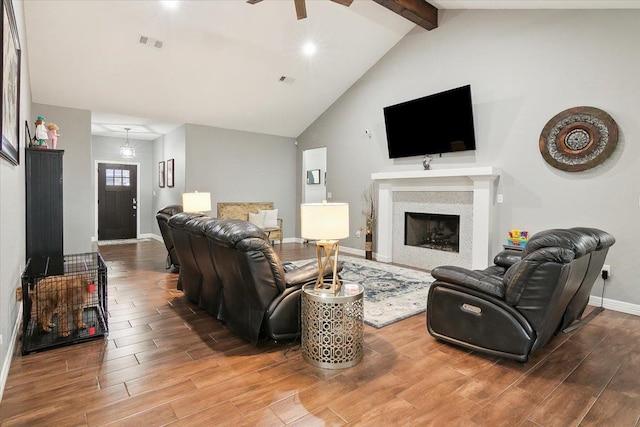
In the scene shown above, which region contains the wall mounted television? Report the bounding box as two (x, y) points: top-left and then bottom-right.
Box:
(383, 84), (476, 159)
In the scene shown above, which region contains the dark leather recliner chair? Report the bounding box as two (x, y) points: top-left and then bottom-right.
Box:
(560, 227), (615, 331)
(202, 219), (337, 344)
(167, 212), (206, 301)
(156, 205), (183, 270)
(427, 228), (603, 362)
(472, 227), (615, 332)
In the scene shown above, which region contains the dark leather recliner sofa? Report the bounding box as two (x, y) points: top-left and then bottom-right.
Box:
(156, 205), (183, 270)
(426, 227), (614, 362)
(167, 212), (207, 301)
(185, 216), (224, 318)
(170, 217), (336, 344)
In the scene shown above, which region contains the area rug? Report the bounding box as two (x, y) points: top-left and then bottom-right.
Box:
(293, 256), (433, 328)
(97, 238), (150, 246)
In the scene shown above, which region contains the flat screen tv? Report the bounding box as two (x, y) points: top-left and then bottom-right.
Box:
(383, 85), (476, 158)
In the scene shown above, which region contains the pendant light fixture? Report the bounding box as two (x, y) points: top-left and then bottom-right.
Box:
(119, 127), (135, 158)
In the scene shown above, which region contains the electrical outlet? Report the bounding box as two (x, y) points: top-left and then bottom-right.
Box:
(602, 264), (611, 276)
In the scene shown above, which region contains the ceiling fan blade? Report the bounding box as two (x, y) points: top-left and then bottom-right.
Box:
(246, 0), (263, 4)
(330, 0), (354, 6)
(294, 0), (307, 19)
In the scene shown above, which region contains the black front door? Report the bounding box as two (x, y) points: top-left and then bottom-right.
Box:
(98, 163), (137, 240)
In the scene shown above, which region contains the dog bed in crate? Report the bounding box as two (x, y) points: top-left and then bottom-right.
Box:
(21, 252), (108, 355)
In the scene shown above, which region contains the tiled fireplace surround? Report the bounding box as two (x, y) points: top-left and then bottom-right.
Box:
(372, 167), (501, 271)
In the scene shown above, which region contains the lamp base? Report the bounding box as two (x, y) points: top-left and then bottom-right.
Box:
(314, 240), (342, 295)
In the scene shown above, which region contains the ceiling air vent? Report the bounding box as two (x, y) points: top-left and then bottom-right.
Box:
(139, 35), (163, 49)
(278, 76), (296, 84)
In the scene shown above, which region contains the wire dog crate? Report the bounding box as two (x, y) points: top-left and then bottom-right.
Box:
(21, 252), (108, 355)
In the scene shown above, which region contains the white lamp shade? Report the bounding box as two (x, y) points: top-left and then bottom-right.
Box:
(300, 202), (349, 240)
(182, 192), (211, 213)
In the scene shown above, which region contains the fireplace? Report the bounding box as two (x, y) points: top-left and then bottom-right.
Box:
(405, 212), (460, 252)
(391, 191), (472, 270)
(372, 167), (501, 270)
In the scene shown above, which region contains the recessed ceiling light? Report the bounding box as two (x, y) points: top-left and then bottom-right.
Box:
(302, 42), (317, 57)
(160, 1), (180, 10)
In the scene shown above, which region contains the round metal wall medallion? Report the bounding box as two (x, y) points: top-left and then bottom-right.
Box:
(539, 106), (618, 172)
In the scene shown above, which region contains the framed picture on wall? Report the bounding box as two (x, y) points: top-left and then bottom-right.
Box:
(158, 161), (165, 188)
(0, 0), (21, 166)
(167, 158), (174, 187)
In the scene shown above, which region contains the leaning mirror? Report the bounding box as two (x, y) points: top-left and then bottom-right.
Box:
(306, 169), (321, 185)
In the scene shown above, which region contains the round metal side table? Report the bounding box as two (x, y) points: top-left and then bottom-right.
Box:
(301, 282), (364, 369)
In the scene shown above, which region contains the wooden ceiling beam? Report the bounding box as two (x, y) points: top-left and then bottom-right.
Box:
(294, 0), (307, 19)
(246, 0), (436, 30)
(372, 0), (438, 30)
(247, 0), (353, 21)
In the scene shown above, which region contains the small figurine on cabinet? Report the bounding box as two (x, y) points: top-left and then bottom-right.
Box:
(47, 123), (60, 149)
(35, 116), (49, 147)
(508, 229), (529, 247)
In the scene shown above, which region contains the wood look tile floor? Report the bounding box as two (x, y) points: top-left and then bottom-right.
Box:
(2, 241), (639, 426)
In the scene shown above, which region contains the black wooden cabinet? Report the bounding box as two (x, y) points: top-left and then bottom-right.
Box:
(25, 148), (64, 259)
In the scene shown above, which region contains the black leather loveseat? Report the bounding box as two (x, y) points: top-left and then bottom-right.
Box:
(426, 227), (614, 362)
(167, 212), (207, 301)
(169, 216), (336, 344)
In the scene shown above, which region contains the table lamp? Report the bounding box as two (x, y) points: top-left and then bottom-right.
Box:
(300, 201), (349, 294)
(182, 191), (211, 213)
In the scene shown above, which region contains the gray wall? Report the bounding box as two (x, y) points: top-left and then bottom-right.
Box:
(0, 0), (31, 395)
(152, 125), (186, 236)
(31, 103), (93, 255)
(296, 9), (640, 305)
(92, 135), (155, 236)
(185, 124), (297, 238)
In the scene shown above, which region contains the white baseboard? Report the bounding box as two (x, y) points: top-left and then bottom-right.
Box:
(142, 233), (163, 242)
(1, 303), (22, 403)
(293, 243), (374, 259)
(93, 234), (162, 243)
(340, 245), (365, 257)
(588, 295), (640, 316)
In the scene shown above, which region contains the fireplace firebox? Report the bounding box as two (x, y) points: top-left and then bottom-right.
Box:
(404, 212), (460, 252)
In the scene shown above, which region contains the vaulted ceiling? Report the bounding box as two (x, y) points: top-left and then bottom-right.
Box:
(22, 1), (638, 141)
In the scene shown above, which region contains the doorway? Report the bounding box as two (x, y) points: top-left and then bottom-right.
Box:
(303, 147), (327, 203)
(97, 162), (138, 240)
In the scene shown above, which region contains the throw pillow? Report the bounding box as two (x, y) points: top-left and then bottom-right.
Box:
(248, 211), (266, 229)
(259, 209), (278, 228)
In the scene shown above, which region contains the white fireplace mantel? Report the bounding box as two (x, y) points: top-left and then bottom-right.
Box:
(372, 166), (501, 269)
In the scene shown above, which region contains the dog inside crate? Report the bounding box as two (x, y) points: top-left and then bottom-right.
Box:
(29, 258), (100, 340)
